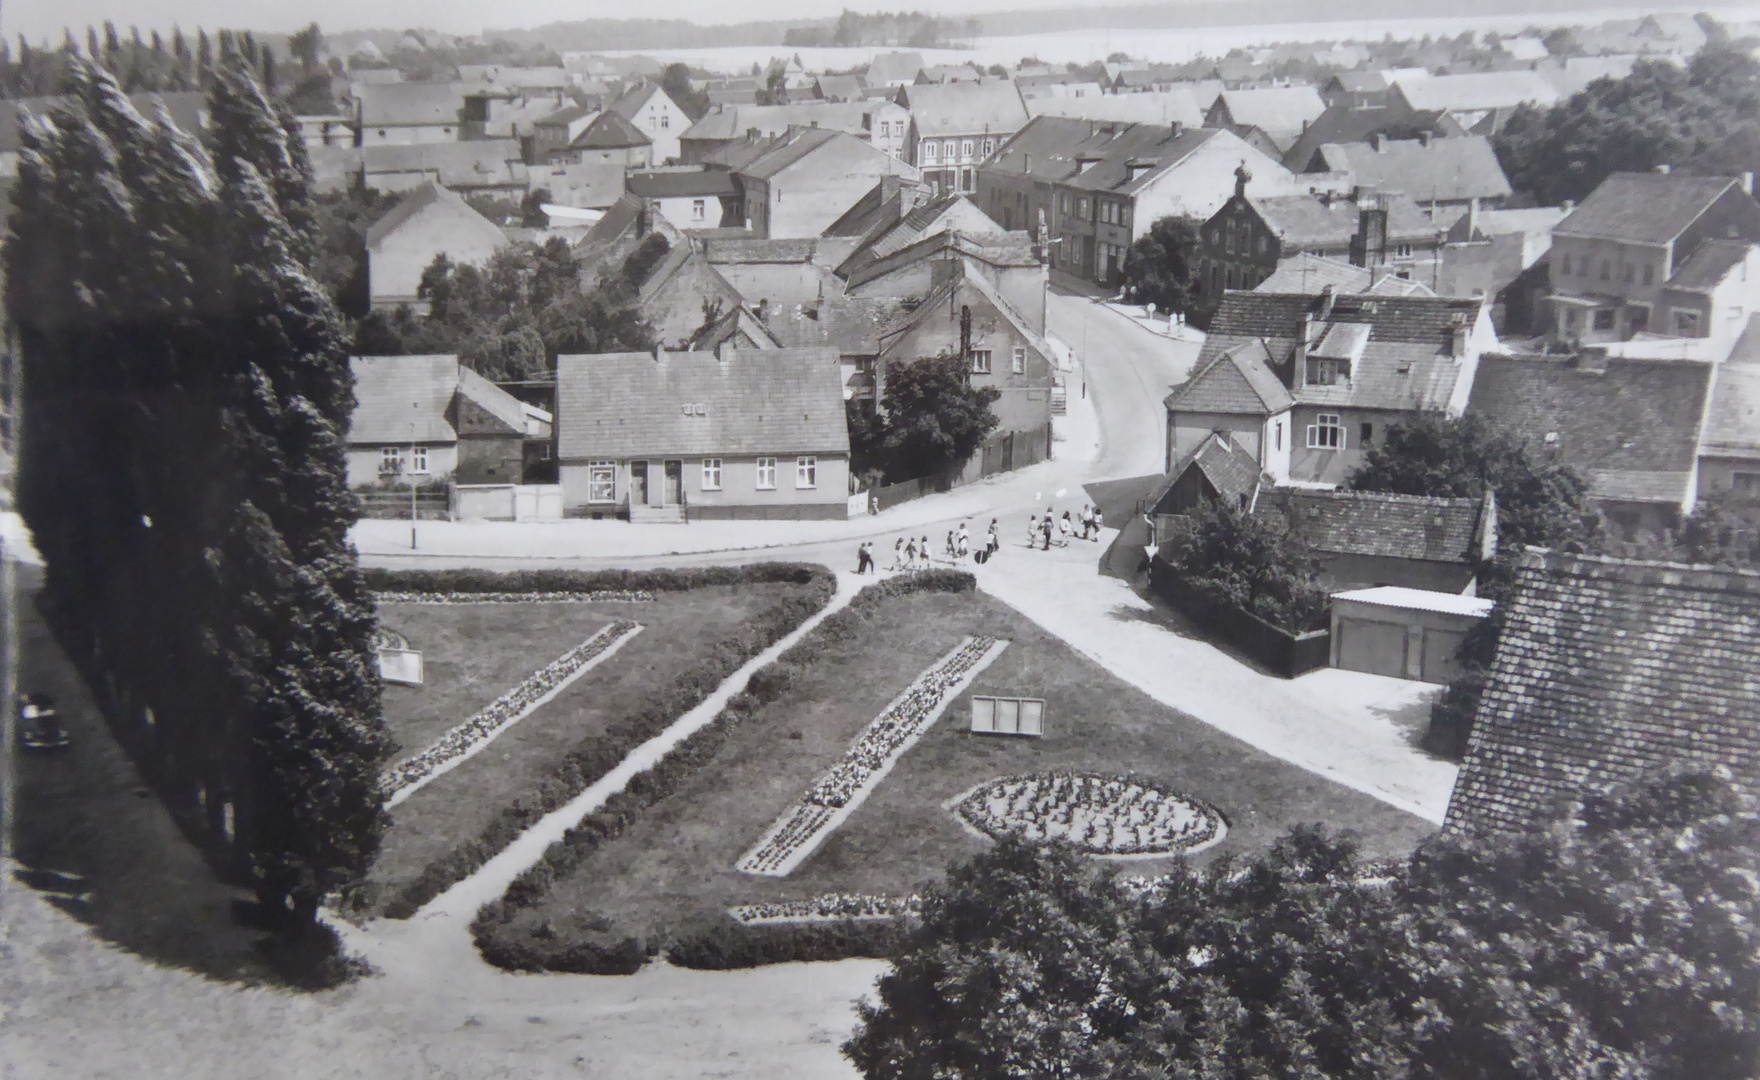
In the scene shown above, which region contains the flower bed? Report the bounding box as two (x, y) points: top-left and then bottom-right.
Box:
(729, 893), (923, 924)
(381, 621), (642, 799)
(954, 773), (1226, 857)
(737, 635), (1007, 876)
(373, 590), (655, 605)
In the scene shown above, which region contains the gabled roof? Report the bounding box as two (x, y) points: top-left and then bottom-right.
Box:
(686, 302), (782, 352)
(985, 116), (1220, 195)
(865, 51), (926, 86)
(900, 80), (1029, 138)
(922, 63), (985, 83)
(1255, 253), (1436, 296)
(836, 194), (1004, 278)
(737, 126), (844, 179)
(1063, 126), (1219, 196)
(1280, 102), (1462, 174)
(1664, 239), (1756, 293)
(1554, 172), (1746, 246)
(456, 366), (531, 435)
(349, 355), (459, 443)
(1166, 339), (1293, 415)
(555, 348), (849, 459)
(356, 81), (468, 127)
(814, 74), (866, 101)
(605, 81), (669, 121)
(821, 175), (932, 238)
(880, 264), (1053, 365)
(364, 180), (504, 248)
(360, 140), (527, 190)
(1210, 86), (1326, 138)
(1314, 136), (1511, 204)
(535, 101), (598, 128)
(843, 228), (1038, 291)
(1446, 548), (1760, 835)
(627, 169), (739, 198)
(1250, 192), (1444, 247)
(1465, 352), (1712, 507)
(1449, 205), (1569, 242)
(1153, 431), (1264, 511)
(571, 109), (651, 149)
(680, 100), (882, 142)
(1393, 71), (1561, 113)
(1257, 488), (1489, 564)
(1025, 88), (1205, 128)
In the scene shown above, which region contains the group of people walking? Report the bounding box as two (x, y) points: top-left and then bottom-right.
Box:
(1026, 504), (1104, 551)
(855, 503), (1105, 572)
(855, 520), (1003, 574)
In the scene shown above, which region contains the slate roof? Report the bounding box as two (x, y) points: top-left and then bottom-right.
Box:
(1280, 102), (1461, 174)
(627, 169), (739, 198)
(1255, 254), (1436, 296)
(901, 80), (1029, 138)
(1393, 71), (1562, 113)
(1314, 136), (1512, 204)
(704, 238), (821, 264)
(1256, 488), (1489, 564)
(842, 228), (1038, 291)
(681, 101), (879, 142)
(1665, 239), (1755, 293)
(985, 116), (1220, 195)
(865, 51), (926, 86)
(571, 110), (651, 149)
(1165, 339), (1293, 415)
(1449, 205), (1570, 242)
(356, 82), (469, 127)
(555, 348), (849, 459)
(763, 294), (913, 353)
(535, 102), (599, 128)
(738, 126), (846, 179)
(1465, 352), (1712, 507)
(1024, 88), (1205, 128)
(1554, 172), (1744, 245)
(1703, 350), (1760, 461)
(605, 81), (665, 122)
(1211, 87), (1326, 139)
(364, 180), (502, 247)
(349, 355), (459, 443)
(1445, 548), (1760, 835)
(1251, 192), (1445, 247)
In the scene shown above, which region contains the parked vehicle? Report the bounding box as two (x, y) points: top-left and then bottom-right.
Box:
(17, 693), (69, 751)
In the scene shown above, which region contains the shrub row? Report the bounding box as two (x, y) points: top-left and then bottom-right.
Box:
(363, 563), (826, 596)
(374, 565), (837, 919)
(470, 570), (978, 973)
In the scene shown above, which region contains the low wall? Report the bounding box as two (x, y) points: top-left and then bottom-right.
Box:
(1148, 556), (1330, 678)
(687, 502), (847, 521)
(356, 489), (450, 521)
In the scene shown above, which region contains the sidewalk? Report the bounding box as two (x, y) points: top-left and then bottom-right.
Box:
(970, 536), (1459, 824)
(1099, 300), (1206, 344)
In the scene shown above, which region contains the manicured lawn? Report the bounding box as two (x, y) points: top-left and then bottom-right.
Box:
(496, 588), (1439, 943)
(364, 581), (826, 904)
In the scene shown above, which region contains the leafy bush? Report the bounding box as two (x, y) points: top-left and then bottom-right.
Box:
(469, 569), (978, 972)
(1161, 500), (1328, 633)
(666, 918), (915, 970)
(363, 563), (827, 596)
(376, 565), (836, 918)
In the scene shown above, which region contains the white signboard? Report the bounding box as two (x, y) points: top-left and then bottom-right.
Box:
(379, 648), (424, 686)
(970, 696), (1045, 737)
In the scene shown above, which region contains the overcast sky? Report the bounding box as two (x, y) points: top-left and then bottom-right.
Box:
(5, 0), (1083, 44)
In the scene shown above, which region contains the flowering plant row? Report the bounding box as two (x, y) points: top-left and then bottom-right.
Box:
(381, 621), (641, 796)
(956, 773), (1225, 856)
(739, 635), (1004, 875)
(729, 893), (924, 925)
(374, 590), (655, 605)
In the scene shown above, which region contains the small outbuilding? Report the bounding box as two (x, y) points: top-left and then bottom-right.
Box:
(1329, 586), (1493, 684)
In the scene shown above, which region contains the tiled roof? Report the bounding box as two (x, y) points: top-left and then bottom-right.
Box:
(821, 175), (931, 238)
(356, 82), (469, 127)
(1465, 352), (1712, 506)
(763, 294), (910, 353)
(1255, 254), (1437, 296)
(1450, 205), (1570, 241)
(605, 81), (664, 121)
(837, 195), (1003, 278)
(1065, 127), (1218, 196)
(1328, 71), (1392, 94)
(364, 180), (504, 247)
(571, 110), (650, 149)
(1393, 71), (1562, 113)
(1445, 548), (1760, 835)
(349, 355), (459, 443)
(1025, 89), (1205, 129)
(1165, 339), (1292, 415)
(1257, 487), (1487, 563)
(456, 366), (529, 435)
(555, 348), (849, 459)
(1314, 136), (1511, 204)
(1211, 87), (1326, 138)
(814, 74), (866, 101)
(985, 116), (1219, 195)
(842, 228), (1038, 291)
(681, 101), (879, 142)
(1211, 291), (1481, 345)
(1554, 172), (1744, 245)
(900, 80), (1029, 138)
(880, 266), (1052, 365)
(865, 51), (926, 85)
(1251, 192), (1445, 247)
(737, 126), (846, 179)
(360, 140), (527, 189)
(535, 102), (598, 128)
(627, 169), (739, 198)
(1703, 353), (1760, 460)
(1665, 239), (1755, 293)
(1280, 103), (1461, 174)
(705, 238), (820, 264)
(1146, 431), (1263, 514)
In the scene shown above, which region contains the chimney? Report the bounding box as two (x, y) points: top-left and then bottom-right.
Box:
(1319, 283), (1337, 323)
(1743, 172), (1755, 195)
(1562, 198), (1575, 212)
(1417, 130), (1432, 147)
(1294, 312), (1312, 390)
(1466, 196), (1480, 238)
(1370, 132), (1386, 152)
(1655, 163), (1671, 175)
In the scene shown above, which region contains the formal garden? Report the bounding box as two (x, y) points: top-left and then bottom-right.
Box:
(462, 571), (1438, 974)
(350, 565), (837, 918)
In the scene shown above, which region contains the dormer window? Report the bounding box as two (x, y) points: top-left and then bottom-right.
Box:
(1308, 358), (1348, 385)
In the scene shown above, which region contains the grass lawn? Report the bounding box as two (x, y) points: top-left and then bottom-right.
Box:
(495, 588), (1439, 943)
(364, 581), (826, 905)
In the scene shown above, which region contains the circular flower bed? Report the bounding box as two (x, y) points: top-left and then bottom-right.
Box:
(954, 773), (1225, 857)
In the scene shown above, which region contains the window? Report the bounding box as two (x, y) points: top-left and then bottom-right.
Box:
(755, 457), (777, 490)
(961, 139), (974, 158)
(1628, 305), (1649, 333)
(923, 142), (937, 161)
(691, 198), (706, 221)
(1675, 309), (1701, 334)
(1309, 359), (1343, 385)
(409, 446), (429, 473)
(660, 114), (669, 128)
(1643, 263), (1655, 285)
(1561, 252), (1573, 275)
(1012, 346), (1026, 373)
(945, 139), (957, 158)
(970, 349), (993, 373)
(1623, 261), (1635, 283)
(701, 458), (722, 490)
(795, 456), (817, 488)
(983, 137), (994, 156)
(1359, 422), (1373, 445)
(588, 461), (615, 503)
(1393, 242), (1414, 259)
(1307, 413), (1342, 449)
(1564, 308), (1579, 329)
(1274, 421), (1283, 451)
(1062, 194), (1072, 214)
(1592, 308), (1616, 331)
(1599, 259), (1612, 281)
(1077, 197), (1089, 217)
(380, 446), (400, 473)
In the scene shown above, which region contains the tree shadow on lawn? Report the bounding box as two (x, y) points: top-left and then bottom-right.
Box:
(1367, 686), (1453, 761)
(10, 570), (280, 986)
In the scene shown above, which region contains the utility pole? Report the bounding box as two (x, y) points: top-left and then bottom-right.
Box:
(410, 405), (419, 551)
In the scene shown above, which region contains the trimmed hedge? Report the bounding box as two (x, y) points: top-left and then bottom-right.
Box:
(470, 570), (978, 973)
(363, 564), (827, 596)
(375, 564), (838, 918)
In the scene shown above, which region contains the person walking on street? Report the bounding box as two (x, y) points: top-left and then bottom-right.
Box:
(987, 519), (1000, 554)
(1027, 514), (1038, 548)
(1059, 511), (1073, 546)
(1040, 514), (1053, 550)
(1080, 504), (1095, 540)
(921, 536), (931, 569)
(904, 535), (917, 568)
(856, 542), (874, 574)
(1092, 506), (1104, 539)
(956, 522), (970, 557)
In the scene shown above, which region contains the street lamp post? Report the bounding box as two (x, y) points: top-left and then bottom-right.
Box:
(410, 404), (419, 551)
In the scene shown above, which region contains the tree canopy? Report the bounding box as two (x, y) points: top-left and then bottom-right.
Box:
(1160, 498), (1329, 632)
(1121, 215), (1202, 319)
(847, 769), (1760, 1080)
(869, 351), (1000, 482)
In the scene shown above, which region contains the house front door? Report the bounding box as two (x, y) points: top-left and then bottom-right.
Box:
(630, 460), (648, 507)
(664, 460), (682, 504)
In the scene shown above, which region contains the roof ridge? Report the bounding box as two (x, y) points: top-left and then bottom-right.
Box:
(1520, 546), (1760, 593)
